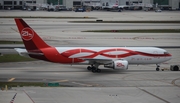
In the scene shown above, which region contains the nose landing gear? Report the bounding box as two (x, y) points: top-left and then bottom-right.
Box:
(156, 64), (160, 71)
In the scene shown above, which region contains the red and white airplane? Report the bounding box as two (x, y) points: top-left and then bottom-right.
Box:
(14, 18), (172, 73)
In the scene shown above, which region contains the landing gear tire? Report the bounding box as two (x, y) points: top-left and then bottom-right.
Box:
(156, 68), (159, 71)
(87, 66), (91, 71)
(96, 69), (101, 73)
(88, 64), (101, 73)
(174, 66), (179, 71)
(92, 69), (96, 73)
(91, 67), (101, 73)
(156, 64), (160, 71)
(91, 67), (97, 73)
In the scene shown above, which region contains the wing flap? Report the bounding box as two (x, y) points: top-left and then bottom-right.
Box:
(81, 58), (113, 64)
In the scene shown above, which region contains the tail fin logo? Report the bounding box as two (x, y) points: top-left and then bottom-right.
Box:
(21, 28), (34, 41)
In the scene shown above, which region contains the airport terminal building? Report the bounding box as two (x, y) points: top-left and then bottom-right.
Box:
(0, 0), (180, 10)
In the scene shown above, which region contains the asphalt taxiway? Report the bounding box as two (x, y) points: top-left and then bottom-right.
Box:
(0, 61), (180, 103)
(0, 11), (180, 103)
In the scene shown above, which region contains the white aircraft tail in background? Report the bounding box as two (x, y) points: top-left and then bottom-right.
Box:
(102, 0), (119, 11)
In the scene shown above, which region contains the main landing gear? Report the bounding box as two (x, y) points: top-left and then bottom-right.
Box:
(156, 64), (160, 71)
(87, 64), (101, 73)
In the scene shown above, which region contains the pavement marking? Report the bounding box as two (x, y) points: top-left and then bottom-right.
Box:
(137, 87), (170, 103)
(23, 90), (35, 103)
(10, 93), (17, 103)
(171, 78), (180, 87)
(8, 78), (15, 82)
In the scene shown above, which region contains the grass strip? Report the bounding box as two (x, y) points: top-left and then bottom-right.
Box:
(0, 40), (23, 44)
(70, 21), (180, 23)
(0, 82), (72, 87)
(0, 82), (45, 87)
(83, 29), (180, 33)
(0, 54), (36, 63)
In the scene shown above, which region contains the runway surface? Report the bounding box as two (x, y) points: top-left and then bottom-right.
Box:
(0, 18), (180, 47)
(0, 11), (180, 103)
(0, 61), (180, 103)
(0, 60), (180, 86)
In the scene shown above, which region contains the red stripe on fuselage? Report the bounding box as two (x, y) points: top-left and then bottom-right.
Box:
(40, 47), (84, 63)
(60, 48), (171, 60)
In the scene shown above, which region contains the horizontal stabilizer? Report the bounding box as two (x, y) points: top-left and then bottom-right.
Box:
(14, 48), (44, 57)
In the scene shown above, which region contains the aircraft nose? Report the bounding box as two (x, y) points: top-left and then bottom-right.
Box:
(167, 53), (172, 60)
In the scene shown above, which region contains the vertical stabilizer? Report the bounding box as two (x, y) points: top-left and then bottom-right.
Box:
(14, 18), (50, 51)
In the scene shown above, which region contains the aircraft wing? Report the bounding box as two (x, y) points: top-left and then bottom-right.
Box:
(81, 58), (114, 65)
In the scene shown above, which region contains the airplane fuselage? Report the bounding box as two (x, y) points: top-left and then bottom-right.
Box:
(28, 47), (171, 65)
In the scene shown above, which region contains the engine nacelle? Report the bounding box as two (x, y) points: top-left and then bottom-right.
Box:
(104, 60), (128, 70)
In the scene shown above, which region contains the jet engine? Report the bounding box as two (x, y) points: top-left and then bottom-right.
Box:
(104, 60), (128, 70)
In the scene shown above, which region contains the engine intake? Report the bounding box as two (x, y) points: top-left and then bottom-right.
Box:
(104, 60), (128, 70)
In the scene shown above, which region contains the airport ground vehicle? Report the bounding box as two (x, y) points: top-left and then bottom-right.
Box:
(155, 9), (162, 12)
(75, 8), (85, 12)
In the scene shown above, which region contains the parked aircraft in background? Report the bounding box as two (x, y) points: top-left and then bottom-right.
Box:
(102, 0), (119, 11)
(14, 18), (172, 73)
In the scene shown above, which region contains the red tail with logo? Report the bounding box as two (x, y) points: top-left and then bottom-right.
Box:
(14, 18), (85, 63)
(14, 18), (50, 51)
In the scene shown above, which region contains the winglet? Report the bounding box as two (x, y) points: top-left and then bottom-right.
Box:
(14, 18), (50, 51)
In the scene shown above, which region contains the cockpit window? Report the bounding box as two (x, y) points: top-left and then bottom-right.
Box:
(164, 52), (169, 54)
